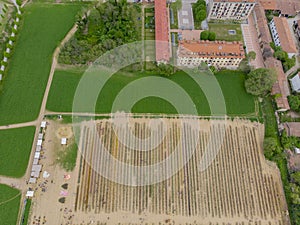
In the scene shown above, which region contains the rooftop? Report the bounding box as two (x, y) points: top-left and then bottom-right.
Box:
(213, 0), (256, 2)
(265, 57), (290, 110)
(155, 0), (170, 62)
(272, 17), (298, 54)
(283, 122), (300, 137)
(254, 4), (273, 44)
(178, 40), (245, 58)
(258, 0), (300, 16)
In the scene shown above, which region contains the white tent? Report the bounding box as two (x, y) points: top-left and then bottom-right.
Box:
(61, 138), (67, 145)
(41, 121), (46, 128)
(37, 139), (42, 146)
(35, 145), (41, 152)
(38, 133), (43, 140)
(29, 177), (36, 184)
(34, 152), (40, 159)
(33, 158), (39, 165)
(43, 171), (50, 179)
(26, 191), (34, 197)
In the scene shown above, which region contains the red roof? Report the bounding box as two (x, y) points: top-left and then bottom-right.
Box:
(155, 0), (170, 62)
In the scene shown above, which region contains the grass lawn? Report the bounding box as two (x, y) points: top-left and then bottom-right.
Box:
(0, 184), (21, 225)
(0, 3), (82, 125)
(208, 23), (243, 42)
(0, 126), (35, 177)
(47, 68), (255, 116)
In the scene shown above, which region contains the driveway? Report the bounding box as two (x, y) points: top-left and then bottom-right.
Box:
(178, 0), (196, 30)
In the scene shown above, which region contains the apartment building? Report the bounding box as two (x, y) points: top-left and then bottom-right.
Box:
(177, 40), (245, 69)
(207, 0), (256, 21)
(269, 17), (298, 58)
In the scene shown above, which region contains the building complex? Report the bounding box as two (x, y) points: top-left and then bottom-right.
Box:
(177, 40), (245, 69)
(207, 0), (256, 21)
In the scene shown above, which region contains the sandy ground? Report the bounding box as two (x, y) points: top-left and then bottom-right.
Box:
(25, 117), (290, 225)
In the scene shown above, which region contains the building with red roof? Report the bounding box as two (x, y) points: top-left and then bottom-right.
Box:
(155, 0), (170, 63)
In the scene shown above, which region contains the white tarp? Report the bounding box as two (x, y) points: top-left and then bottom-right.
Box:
(37, 139), (42, 146)
(43, 171), (50, 178)
(26, 191), (34, 197)
(41, 121), (46, 128)
(29, 177), (36, 184)
(61, 138), (67, 145)
(34, 152), (40, 159)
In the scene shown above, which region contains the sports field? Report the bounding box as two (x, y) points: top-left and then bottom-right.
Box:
(46, 69), (256, 116)
(0, 126), (35, 177)
(0, 184), (21, 225)
(0, 3), (81, 125)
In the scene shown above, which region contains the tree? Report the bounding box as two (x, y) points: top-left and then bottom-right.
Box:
(291, 172), (300, 185)
(208, 32), (216, 41)
(244, 68), (277, 96)
(274, 50), (288, 61)
(196, 9), (206, 23)
(157, 64), (175, 77)
(263, 137), (281, 159)
(200, 31), (209, 40)
(288, 95), (300, 112)
(171, 0), (182, 11)
(248, 51), (256, 61)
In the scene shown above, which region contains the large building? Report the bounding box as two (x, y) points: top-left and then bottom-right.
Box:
(154, 0), (170, 63)
(258, 0), (300, 17)
(269, 17), (298, 58)
(177, 40), (245, 69)
(207, 0), (256, 21)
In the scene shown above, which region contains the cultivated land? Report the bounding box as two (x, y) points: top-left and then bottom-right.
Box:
(208, 23), (243, 42)
(46, 69), (256, 116)
(28, 117), (289, 224)
(0, 126), (35, 177)
(0, 3), (81, 125)
(0, 184), (21, 225)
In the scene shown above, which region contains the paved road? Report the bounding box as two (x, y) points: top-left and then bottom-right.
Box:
(178, 0), (196, 30)
(241, 13), (265, 69)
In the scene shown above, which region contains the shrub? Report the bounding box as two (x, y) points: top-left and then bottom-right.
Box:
(208, 32), (216, 41)
(200, 31), (209, 40)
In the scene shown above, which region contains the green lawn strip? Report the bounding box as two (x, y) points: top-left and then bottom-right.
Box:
(0, 3), (82, 125)
(0, 184), (21, 225)
(47, 69), (255, 116)
(21, 199), (31, 225)
(0, 126), (35, 177)
(208, 23), (243, 42)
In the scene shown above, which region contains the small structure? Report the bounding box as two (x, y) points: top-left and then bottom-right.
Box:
(29, 177), (36, 184)
(33, 158), (39, 165)
(41, 121), (46, 128)
(31, 164), (42, 178)
(37, 139), (42, 146)
(34, 152), (40, 159)
(290, 73), (300, 93)
(283, 122), (300, 137)
(295, 147), (300, 154)
(43, 171), (50, 179)
(38, 133), (43, 140)
(26, 191), (34, 198)
(35, 145), (41, 152)
(61, 138), (67, 145)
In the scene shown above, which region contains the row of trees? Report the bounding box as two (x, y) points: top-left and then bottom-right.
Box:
(200, 31), (216, 41)
(192, 0), (206, 23)
(271, 42), (296, 72)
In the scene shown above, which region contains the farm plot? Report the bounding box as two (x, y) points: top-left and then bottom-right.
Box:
(72, 117), (289, 224)
(0, 3), (82, 125)
(0, 126), (35, 177)
(0, 184), (21, 225)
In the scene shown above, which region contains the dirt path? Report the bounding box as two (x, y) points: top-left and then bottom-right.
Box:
(0, 120), (37, 130)
(0, 176), (25, 190)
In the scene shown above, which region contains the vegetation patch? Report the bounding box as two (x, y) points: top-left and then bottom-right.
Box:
(0, 3), (82, 125)
(0, 126), (35, 177)
(47, 69), (255, 116)
(0, 184), (21, 225)
(57, 141), (78, 171)
(59, 0), (141, 65)
(208, 23), (243, 42)
(192, 0), (206, 29)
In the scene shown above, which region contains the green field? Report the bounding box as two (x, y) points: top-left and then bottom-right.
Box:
(208, 23), (243, 42)
(0, 126), (35, 177)
(0, 184), (21, 225)
(0, 3), (82, 125)
(47, 69), (255, 116)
